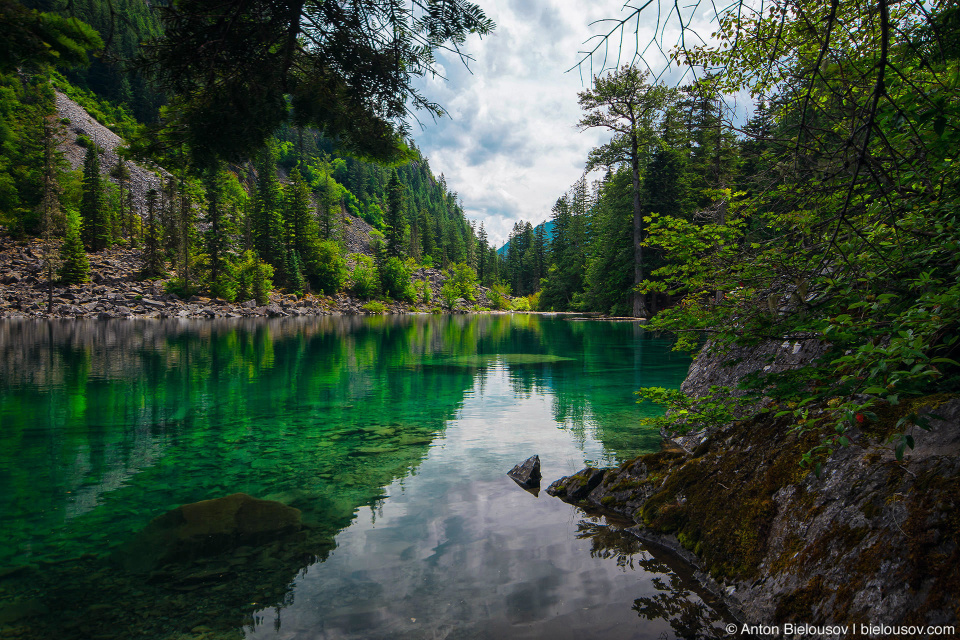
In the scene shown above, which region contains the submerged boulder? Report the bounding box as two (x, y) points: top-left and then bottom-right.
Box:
(116, 493), (302, 572)
(507, 455), (542, 490)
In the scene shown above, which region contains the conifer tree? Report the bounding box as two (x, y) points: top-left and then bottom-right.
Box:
(38, 117), (63, 311)
(142, 188), (165, 278)
(59, 222), (90, 285)
(385, 169), (407, 257)
(250, 146), (287, 279)
(204, 168), (236, 298)
(80, 145), (110, 251)
(112, 158), (131, 241)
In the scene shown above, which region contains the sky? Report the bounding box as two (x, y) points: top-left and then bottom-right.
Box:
(410, 0), (710, 247)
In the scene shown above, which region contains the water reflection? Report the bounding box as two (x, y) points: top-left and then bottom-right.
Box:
(0, 315), (697, 639)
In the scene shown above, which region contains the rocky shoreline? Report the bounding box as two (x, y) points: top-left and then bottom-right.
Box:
(545, 340), (960, 638)
(0, 236), (501, 319)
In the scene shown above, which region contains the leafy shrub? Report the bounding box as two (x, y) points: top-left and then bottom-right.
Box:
(414, 280), (433, 305)
(310, 240), (346, 295)
(349, 254), (378, 298)
(488, 282), (512, 310)
(362, 300), (387, 314)
(236, 250), (274, 305)
(442, 262), (479, 302)
(511, 296), (531, 311)
(380, 256), (415, 302)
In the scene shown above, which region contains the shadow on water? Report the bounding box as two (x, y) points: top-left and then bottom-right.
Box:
(0, 315), (696, 639)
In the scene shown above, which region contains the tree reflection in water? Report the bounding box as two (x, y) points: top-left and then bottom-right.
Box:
(575, 516), (730, 640)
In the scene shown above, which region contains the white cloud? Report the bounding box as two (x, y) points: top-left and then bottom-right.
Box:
(411, 0), (726, 247)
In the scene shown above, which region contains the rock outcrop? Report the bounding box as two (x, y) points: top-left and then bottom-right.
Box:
(548, 341), (960, 637)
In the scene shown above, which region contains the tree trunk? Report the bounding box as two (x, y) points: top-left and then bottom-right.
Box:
(631, 131), (648, 318)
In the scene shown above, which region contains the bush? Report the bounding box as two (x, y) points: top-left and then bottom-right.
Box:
(512, 296), (531, 311)
(362, 300), (387, 314)
(236, 250), (274, 305)
(440, 280), (460, 309)
(380, 256), (415, 302)
(164, 277), (197, 299)
(310, 240), (346, 295)
(488, 282), (512, 310)
(528, 291), (541, 310)
(349, 254), (378, 298)
(414, 280), (433, 305)
(208, 260), (238, 302)
(442, 262), (479, 302)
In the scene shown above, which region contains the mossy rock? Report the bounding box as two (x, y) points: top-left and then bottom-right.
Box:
(115, 493), (302, 573)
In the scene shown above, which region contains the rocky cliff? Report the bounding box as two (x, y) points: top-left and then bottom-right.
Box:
(547, 340), (959, 638)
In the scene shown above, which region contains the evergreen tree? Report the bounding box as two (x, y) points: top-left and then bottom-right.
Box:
(142, 187), (165, 278)
(79, 145), (110, 251)
(250, 146), (287, 279)
(578, 67), (672, 317)
(58, 221), (90, 285)
(204, 168), (235, 298)
(385, 169), (407, 257)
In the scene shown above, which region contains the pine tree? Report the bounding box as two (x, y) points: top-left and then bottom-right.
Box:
(59, 222), (90, 285)
(385, 169), (407, 258)
(80, 145), (110, 251)
(204, 168), (236, 298)
(250, 146), (287, 279)
(142, 188), (166, 278)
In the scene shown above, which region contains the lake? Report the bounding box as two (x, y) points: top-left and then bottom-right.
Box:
(0, 315), (729, 639)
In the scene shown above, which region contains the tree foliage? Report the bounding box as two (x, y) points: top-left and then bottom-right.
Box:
(140, 0), (495, 165)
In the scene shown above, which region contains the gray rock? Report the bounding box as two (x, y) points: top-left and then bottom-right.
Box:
(508, 455), (542, 490)
(241, 299), (257, 309)
(546, 467), (605, 501)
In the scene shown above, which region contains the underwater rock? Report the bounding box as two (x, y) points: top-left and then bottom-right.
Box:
(546, 467), (605, 501)
(115, 493), (302, 572)
(507, 455), (542, 490)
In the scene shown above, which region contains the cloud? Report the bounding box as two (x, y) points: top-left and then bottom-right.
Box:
(411, 0), (710, 246)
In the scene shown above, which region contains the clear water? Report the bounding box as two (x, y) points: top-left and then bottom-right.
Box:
(0, 315), (728, 639)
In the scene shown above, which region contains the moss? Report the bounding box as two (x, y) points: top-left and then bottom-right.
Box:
(774, 575), (824, 623)
(860, 393), (959, 442)
(632, 410), (822, 581)
(900, 460), (960, 624)
(610, 478), (645, 492)
(692, 436), (713, 458)
(600, 495), (615, 507)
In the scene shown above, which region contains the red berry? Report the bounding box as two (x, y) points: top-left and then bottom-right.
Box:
(855, 413), (865, 423)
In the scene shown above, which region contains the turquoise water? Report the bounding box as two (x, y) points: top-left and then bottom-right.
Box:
(0, 315), (727, 639)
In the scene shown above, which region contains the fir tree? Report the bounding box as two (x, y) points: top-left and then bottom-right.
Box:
(80, 145), (110, 251)
(385, 169), (407, 258)
(142, 188), (165, 278)
(59, 222), (90, 285)
(250, 146), (287, 279)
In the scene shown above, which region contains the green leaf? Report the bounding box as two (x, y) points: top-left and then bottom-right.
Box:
(934, 115), (947, 138)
